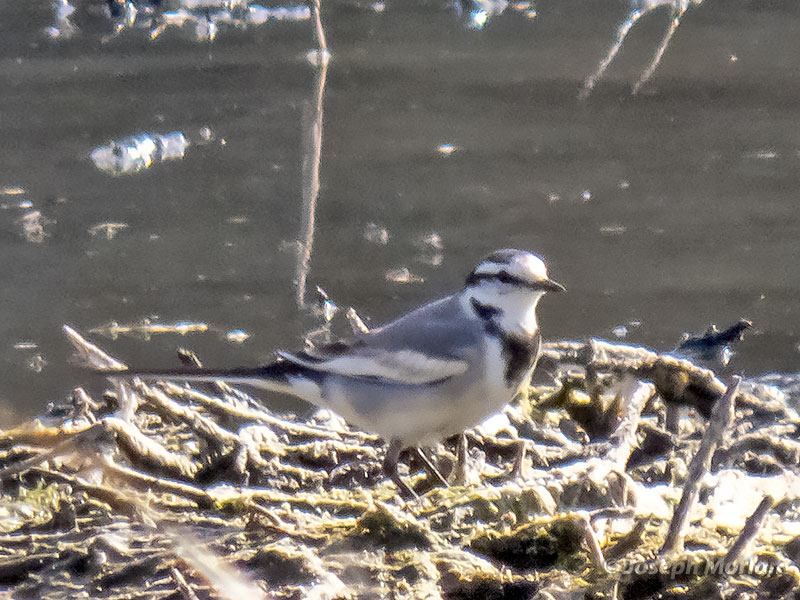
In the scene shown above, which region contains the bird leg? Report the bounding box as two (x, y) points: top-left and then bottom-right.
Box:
(383, 438), (417, 500)
(511, 439), (527, 480)
(413, 447), (449, 488)
(451, 432), (487, 486)
(512, 439), (548, 480)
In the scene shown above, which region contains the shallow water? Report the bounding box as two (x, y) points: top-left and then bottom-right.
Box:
(1, 0), (799, 425)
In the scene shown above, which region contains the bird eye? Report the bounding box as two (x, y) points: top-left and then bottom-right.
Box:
(497, 271), (514, 284)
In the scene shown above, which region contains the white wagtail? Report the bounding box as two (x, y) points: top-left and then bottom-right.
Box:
(117, 249), (564, 496)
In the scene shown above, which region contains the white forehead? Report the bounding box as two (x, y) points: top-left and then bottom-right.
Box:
(473, 250), (549, 280)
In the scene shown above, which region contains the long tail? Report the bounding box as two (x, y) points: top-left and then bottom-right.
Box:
(98, 362), (323, 398)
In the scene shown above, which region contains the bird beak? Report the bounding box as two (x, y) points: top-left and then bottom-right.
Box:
(541, 278), (566, 293)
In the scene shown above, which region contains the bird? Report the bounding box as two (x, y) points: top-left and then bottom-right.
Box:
(676, 318), (752, 366)
(112, 249), (564, 497)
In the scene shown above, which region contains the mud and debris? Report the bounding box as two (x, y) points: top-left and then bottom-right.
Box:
(0, 328), (799, 598)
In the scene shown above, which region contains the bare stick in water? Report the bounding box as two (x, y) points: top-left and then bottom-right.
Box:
(63, 324), (127, 371)
(632, 8), (685, 94)
(580, 0), (703, 99)
(579, 9), (644, 100)
(295, 0), (329, 309)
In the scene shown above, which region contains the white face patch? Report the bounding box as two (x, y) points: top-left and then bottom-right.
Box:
(466, 250), (552, 337)
(466, 284), (545, 336)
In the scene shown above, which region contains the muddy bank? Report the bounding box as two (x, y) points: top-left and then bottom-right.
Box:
(1, 330), (799, 598)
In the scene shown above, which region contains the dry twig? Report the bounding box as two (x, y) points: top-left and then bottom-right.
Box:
(724, 495), (774, 564)
(660, 376), (740, 555)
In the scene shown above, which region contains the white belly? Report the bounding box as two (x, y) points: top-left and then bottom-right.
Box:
(323, 336), (515, 446)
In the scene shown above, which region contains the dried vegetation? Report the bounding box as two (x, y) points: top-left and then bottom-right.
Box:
(0, 329), (799, 599)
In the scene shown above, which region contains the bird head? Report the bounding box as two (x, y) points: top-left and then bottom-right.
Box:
(466, 249), (565, 294)
(465, 249), (565, 335)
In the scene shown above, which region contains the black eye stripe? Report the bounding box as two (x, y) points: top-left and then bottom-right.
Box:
(497, 271), (515, 284)
(466, 271), (543, 290)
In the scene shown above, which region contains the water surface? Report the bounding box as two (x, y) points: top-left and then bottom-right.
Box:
(1, 0), (799, 425)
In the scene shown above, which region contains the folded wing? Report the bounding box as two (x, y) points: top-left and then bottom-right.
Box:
(277, 348), (468, 385)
